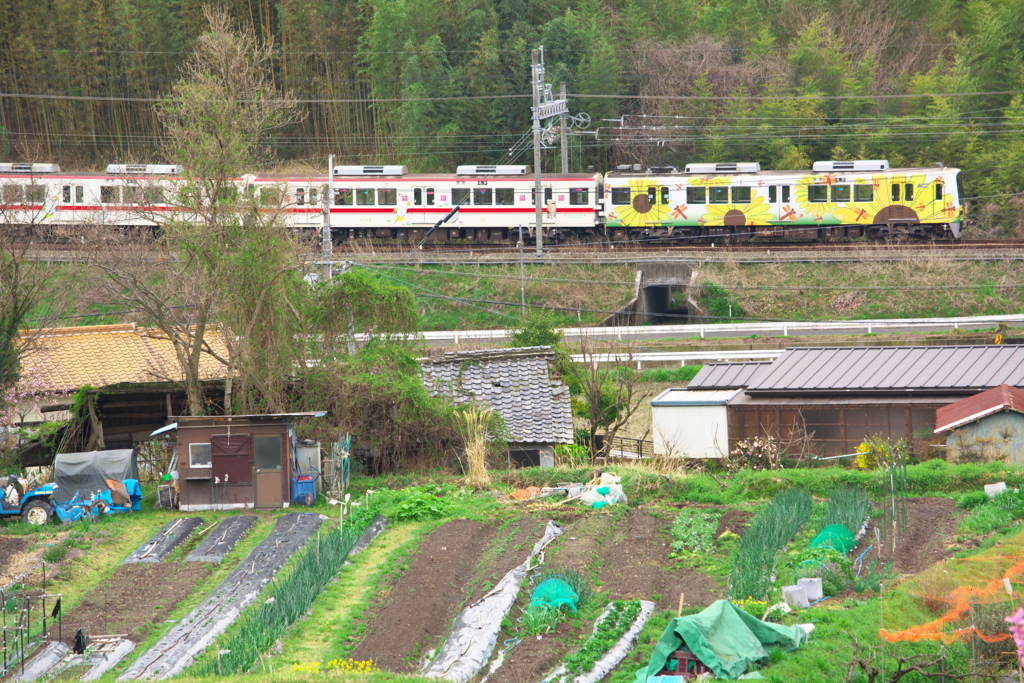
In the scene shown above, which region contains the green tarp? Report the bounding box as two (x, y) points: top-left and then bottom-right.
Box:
(632, 600), (808, 682)
(531, 577), (579, 612)
(809, 524), (857, 554)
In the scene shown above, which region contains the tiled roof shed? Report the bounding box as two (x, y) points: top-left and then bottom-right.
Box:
(420, 346), (573, 445)
(746, 346), (1024, 396)
(935, 384), (1024, 433)
(687, 362), (773, 390)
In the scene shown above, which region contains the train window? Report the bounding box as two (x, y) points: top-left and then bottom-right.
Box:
(473, 188), (493, 205)
(807, 185), (827, 203)
(296, 188), (305, 205)
(935, 182), (943, 201)
(24, 185), (44, 203)
(262, 187), (283, 206)
(831, 185), (850, 202)
(426, 188), (435, 205)
(333, 188), (352, 205)
(378, 188), (397, 205)
(144, 187), (165, 204)
(569, 188), (588, 205)
(496, 188), (514, 205)
(891, 184), (900, 202)
(854, 185), (873, 202)
(62, 185), (71, 203)
(101, 185), (120, 204)
(1, 184), (21, 203)
(611, 187), (630, 205)
(413, 188), (422, 206)
(782, 186), (790, 203)
(452, 188), (471, 205)
(309, 188), (318, 205)
(530, 187), (553, 204)
(732, 187), (751, 203)
(217, 186), (237, 204)
(124, 187), (143, 204)
(660, 187), (669, 204)
(76, 186), (84, 203)
(356, 188), (375, 205)
(904, 183), (913, 201)
(768, 186), (777, 203)
(686, 187), (706, 204)
(709, 187), (729, 204)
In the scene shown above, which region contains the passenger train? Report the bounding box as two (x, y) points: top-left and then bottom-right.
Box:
(0, 160), (964, 242)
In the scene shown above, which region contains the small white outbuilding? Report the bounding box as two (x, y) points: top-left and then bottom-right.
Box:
(651, 388), (739, 458)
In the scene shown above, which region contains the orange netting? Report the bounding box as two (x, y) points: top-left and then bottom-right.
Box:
(879, 555), (1024, 643)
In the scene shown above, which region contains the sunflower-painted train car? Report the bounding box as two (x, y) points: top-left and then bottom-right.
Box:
(603, 160), (963, 241)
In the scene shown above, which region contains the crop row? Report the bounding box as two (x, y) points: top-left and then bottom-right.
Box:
(729, 489), (813, 601)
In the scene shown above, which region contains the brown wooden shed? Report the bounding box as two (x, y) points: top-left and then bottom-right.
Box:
(159, 412), (325, 511)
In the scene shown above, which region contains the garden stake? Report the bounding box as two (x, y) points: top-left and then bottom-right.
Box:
(677, 593), (685, 617)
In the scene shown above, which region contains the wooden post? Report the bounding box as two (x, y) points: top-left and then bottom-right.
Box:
(677, 593), (685, 617)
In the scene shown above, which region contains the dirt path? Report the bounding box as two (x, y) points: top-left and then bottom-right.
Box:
(0, 536), (28, 581)
(61, 562), (211, 644)
(467, 517), (548, 604)
(596, 508), (722, 611)
(350, 519), (497, 673)
(851, 496), (958, 575)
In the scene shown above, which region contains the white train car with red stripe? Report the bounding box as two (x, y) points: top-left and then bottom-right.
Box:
(0, 162), (604, 243)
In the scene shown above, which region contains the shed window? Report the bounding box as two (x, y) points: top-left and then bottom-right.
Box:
(496, 188), (514, 205)
(709, 187), (729, 204)
(569, 188), (589, 205)
(473, 188), (493, 205)
(808, 185), (827, 203)
(189, 443), (212, 468)
(831, 185), (851, 202)
(611, 187), (630, 205)
(687, 187), (706, 204)
(452, 188), (471, 205)
(854, 185), (873, 202)
(255, 436), (282, 470)
(732, 187), (751, 203)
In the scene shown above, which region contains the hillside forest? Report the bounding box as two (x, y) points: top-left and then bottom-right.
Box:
(2, 0), (1024, 231)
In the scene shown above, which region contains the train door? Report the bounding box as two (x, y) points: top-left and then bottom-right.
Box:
(412, 187), (435, 223)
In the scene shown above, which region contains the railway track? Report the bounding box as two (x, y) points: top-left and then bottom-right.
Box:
(23, 238), (1024, 264)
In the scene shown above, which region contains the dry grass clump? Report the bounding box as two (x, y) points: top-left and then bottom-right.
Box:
(461, 405), (492, 488)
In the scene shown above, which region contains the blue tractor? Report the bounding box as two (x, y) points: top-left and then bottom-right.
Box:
(0, 474), (59, 524)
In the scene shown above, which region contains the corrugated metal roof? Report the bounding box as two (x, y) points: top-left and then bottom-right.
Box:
(935, 384), (1024, 433)
(688, 362), (773, 389)
(652, 389), (740, 406)
(747, 346), (1024, 395)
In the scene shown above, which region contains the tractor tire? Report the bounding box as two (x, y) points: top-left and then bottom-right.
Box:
(22, 499), (53, 525)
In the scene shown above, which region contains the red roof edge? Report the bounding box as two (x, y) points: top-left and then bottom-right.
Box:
(935, 384), (1024, 433)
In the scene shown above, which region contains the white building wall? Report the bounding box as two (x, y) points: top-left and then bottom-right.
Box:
(652, 403), (729, 458)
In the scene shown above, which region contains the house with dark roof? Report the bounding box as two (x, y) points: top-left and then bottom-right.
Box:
(658, 345), (1024, 458)
(420, 347), (573, 467)
(935, 384), (1024, 464)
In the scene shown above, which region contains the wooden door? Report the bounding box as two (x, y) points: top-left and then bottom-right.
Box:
(254, 435), (284, 508)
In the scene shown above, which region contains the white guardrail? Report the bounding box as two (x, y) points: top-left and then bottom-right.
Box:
(417, 314), (1024, 347)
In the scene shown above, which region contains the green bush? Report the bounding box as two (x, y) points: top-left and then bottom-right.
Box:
(957, 491), (991, 509)
(637, 365), (703, 383)
(391, 487), (454, 521)
(959, 489), (1024, 535)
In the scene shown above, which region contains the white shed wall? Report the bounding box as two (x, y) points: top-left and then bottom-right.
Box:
(652, 404), (729, 458)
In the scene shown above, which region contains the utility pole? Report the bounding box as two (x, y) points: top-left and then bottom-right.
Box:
(322, 154), (334, 279)
(518, 224), (526, 315)
(532, 49), (544, 258)
(560, 82), (569, 174)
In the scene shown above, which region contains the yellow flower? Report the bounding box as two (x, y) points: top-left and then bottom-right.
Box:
(614, 178), (671, 228)
(702, 195), (774, 227)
